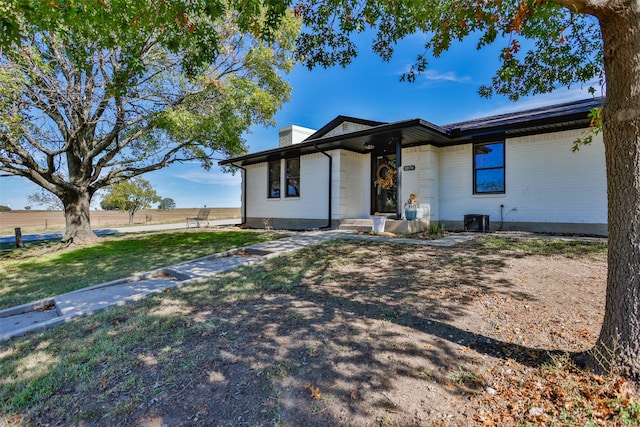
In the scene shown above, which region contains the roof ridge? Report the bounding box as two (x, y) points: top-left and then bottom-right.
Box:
(306, 115), (388, 140)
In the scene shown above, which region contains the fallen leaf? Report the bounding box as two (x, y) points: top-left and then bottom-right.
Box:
(311, 386), (321, 399)
(577, 328), (594, 337)
(303, 384), (321, 399)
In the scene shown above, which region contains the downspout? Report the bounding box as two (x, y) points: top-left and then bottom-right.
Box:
(230, 163), (247, 226)
(395, 137), (402, 220)
(314, 143), (333, 229)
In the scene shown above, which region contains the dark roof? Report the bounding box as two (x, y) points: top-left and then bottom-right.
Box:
(444, 97), (604, 139)
(220, 97), (604, 167)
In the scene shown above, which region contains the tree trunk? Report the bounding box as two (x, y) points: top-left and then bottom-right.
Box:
(592, 7), (640, 381)
(61, 190), (98, 244)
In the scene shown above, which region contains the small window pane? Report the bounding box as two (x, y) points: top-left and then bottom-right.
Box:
(475, 169), (505, 193)
(286, 158), (300, 197)
(474, 143), (504, 169)
(268, 160), (280, 198)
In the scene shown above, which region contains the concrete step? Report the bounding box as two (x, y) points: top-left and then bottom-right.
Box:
(339, 219), (373, 231)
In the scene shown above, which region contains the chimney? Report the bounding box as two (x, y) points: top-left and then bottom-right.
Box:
(279, 125), (316, 147)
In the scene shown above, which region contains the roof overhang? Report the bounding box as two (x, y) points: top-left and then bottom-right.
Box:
(220, 97), (604, 167)
(220, 119), (451, 166)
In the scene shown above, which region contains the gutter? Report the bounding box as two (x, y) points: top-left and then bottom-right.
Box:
(314, 143), (333, 229)
(229, 163), (247, 226)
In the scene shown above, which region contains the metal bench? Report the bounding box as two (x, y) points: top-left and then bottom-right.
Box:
(186, 208), (211, 228)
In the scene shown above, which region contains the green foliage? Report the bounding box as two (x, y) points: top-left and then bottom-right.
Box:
(0, 205), (11, 212)
(1, 1), (292, 71)
(100, 178), (160, 220)
(429, 222), (445, 236)
(573, 107), (603, 152)
(295, 0), (604, 101)
(1, 8), (298, 175)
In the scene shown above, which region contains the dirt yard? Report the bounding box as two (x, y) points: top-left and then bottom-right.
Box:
(133, 238), (635, 426)
(0, 208), (240, 235)
(4, 236), (638, 426)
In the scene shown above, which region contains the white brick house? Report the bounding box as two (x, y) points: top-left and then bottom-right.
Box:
(220, 98), (607, 235)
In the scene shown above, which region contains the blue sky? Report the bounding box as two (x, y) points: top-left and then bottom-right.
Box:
(0, 33), (597, 210)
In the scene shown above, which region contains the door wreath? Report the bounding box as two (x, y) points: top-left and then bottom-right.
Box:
(375, 163), (396, 189)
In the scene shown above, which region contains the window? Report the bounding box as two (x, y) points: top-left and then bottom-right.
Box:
(268, 160), (281, 198)
(474, 142), (505, 194)
(285, 157), (300, 197)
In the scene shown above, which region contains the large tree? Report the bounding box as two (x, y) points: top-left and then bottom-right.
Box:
(294, 0), (640, 380)
(0, 1), (298, 243)
(100, 178), (160, 224)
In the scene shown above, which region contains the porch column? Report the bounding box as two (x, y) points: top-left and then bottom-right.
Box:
(395, 137), (402, 219)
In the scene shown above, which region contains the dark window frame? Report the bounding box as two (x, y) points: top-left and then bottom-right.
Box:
(285, 157), (300, 198)
(473, 142), (505, 194)
(268, 160), (281, 199)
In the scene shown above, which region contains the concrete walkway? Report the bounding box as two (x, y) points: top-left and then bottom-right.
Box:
(0, 230), (480, 342)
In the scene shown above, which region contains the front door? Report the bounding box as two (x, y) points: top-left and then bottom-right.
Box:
(372, 154), (397, 214)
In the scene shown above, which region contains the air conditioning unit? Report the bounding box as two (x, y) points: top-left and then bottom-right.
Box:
(464, 214), (490, 233)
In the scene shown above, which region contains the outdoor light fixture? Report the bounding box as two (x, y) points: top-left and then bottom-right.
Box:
(364, 142), (375, 150)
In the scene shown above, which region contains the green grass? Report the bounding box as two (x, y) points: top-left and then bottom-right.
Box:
(476, 235), (608, 258)
(0, 238), (58, 252)
(0, 230), (284, 309)
(0, 242), (324, 422)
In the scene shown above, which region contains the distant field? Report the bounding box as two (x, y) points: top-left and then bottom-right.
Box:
(0, 208), (240, 235)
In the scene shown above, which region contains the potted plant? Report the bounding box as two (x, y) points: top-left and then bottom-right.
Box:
(404, 193), (423, 220)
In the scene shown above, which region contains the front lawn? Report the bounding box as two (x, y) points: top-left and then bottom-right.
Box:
(1, 236), (637, 426)
(0, 229), (284, 309)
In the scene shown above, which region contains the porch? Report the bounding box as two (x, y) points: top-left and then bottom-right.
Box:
(338, 217), (430, 235)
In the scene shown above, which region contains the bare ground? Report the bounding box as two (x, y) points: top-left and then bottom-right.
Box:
(8, 236), (639, 426)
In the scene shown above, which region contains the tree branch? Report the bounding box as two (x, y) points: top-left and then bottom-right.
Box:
(550, 0), (610, 18)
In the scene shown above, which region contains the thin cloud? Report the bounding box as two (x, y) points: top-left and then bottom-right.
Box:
(423, 69), (471, 83)
(394, 63), (471, 84)
(175, 170), (241, 186)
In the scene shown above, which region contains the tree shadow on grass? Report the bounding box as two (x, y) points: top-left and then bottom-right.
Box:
(0, 238), (603, 426)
